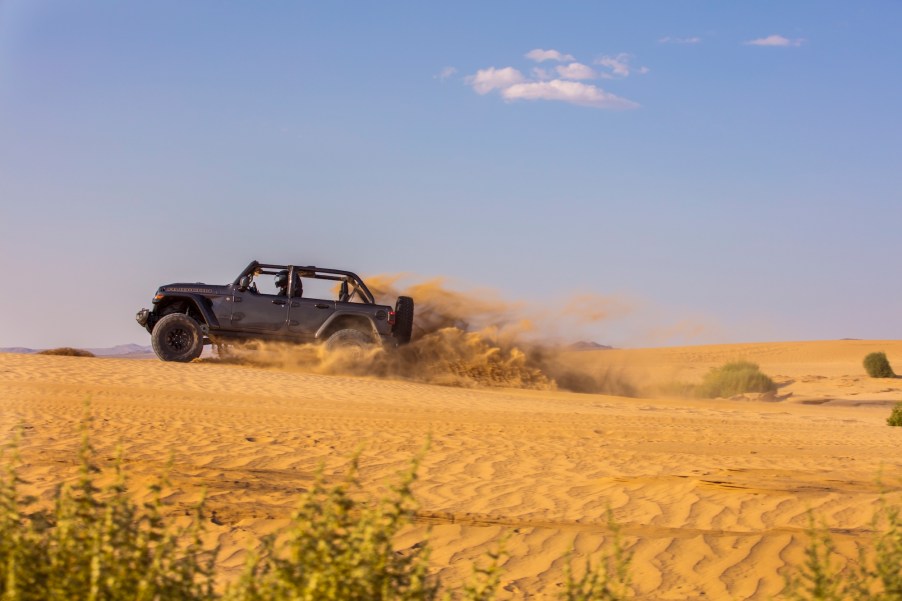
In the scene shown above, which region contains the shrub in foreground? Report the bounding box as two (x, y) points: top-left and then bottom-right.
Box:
(0, 427), (632, 601)
(224, 456), (437, 601)
(864, 352), (896, 378)
(561, 517), (632, 601)
(787, 501), (902, 600)
(696, 361), (777, 398)
(0, 431), (215, 601)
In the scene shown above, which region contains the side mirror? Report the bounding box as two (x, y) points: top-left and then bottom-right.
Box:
(238, 275), (251, 291)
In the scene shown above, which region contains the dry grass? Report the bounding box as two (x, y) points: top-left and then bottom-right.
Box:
(36, 347), (95, 357)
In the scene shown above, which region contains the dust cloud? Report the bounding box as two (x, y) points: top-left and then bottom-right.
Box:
(207, 276), (636, 396)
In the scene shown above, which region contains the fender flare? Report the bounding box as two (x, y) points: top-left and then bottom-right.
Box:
(315, 312), (378, 341)
(153, 294), (220, 328)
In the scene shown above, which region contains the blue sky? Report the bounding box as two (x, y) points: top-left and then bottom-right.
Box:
(1, 1), (900, 348)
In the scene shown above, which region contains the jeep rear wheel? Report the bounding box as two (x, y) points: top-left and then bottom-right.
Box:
(392, 296), (414, 345)
(324, 328), (374, 354)
(152, 313), (204, 362)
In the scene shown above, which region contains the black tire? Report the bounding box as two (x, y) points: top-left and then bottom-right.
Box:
(151, 313), (204, 362)
(324, 328), (374, 353)
(392, 296), (414, 345)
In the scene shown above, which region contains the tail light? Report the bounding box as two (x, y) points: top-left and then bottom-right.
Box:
(388, 310), (396, 326)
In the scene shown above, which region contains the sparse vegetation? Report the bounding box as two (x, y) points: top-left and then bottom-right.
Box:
(786, 501), (902, 600)
(6, 419), (902, 600)
(0, 425), (632, 601)
(887, 402), (902, 427)
(223, 455), (437, 601)
(864, 352), (896, 378)
(561, 518), (632, 601)
(36, 347), (95, 357)
(0, 427), (215, 601)
(695, 361), (777, 398)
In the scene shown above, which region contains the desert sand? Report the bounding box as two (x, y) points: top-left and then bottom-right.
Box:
(1, 339), (901, 599)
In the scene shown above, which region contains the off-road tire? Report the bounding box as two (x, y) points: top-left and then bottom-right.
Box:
(151, 313), (204, 362)
(324, 328), (374, 354)
(392, 296), (414, 345)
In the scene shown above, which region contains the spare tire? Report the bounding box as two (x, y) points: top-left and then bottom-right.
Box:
(151, 313), (204, 362)
(392, 296), (414, 345)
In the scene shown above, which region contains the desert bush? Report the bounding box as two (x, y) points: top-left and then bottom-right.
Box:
(224, 455), (437, 601)
(1, 425), (633, 601)
(561, 518), (632, 601)
(0, 428), (216, 601)
(695, 361), (777, 398)
(887, 403), (902, 427)
(864, 352), (896, 378)
(457, 542), (507, 601)
(786, 502), (902, 601)
(37, 347), (95, 357)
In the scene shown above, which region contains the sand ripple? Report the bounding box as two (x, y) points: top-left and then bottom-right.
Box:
(1, 342), (901, 599)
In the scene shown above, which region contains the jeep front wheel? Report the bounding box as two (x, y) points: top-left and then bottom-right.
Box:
(151, 313), (204, 362)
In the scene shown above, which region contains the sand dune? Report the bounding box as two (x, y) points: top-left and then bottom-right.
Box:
(1, 340), (901, 599)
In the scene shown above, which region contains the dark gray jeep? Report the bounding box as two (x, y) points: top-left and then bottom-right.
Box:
(136, 260), (414, 362)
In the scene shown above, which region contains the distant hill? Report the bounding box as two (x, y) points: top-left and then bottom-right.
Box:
(568, 341), (614, 351)
(0, 344), (152, 357)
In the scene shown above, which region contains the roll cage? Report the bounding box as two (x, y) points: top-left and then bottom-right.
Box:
(234, 260), (378, 304)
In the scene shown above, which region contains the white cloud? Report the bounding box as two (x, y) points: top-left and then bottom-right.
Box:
(659, 36), (701, 45)
(525, 48), (575, 63)
(465, 67), (525, 94)
(595, 53), (647, 78)
(435, 66), (457, 81)
(744, 34), (804, 47)
(501, 80), (638, 110)
(464, 49), (642, 110)
(555, 62), (597, 80)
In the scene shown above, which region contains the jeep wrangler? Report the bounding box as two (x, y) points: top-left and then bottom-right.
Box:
(136, 260), (414, 362)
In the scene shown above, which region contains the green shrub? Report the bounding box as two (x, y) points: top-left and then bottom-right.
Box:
(866, 502), (902, 599)
(1, 424), (632, 601)
(0, 428), (216, 601)
(888, 402), (902, 427)
(561, 517), (632, 601)
(224, 455), (437, 601)
(864, 352), (896, 378)
(696, 361), (777, 398)
(37, 347), (95, 357)
(787, 502), (902, 600)
(786, 515), (845, 601)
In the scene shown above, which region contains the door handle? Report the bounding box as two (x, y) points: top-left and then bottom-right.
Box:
(272, 299), (286, 306)
(315, 303), (330, 309)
